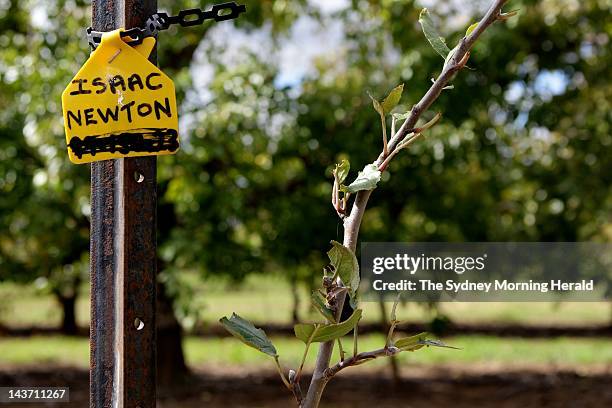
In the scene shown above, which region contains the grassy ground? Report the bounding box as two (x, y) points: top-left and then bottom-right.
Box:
(0, 275), (610, 329)
(1, 275), (609, 406)
(0, 334), (610, 370)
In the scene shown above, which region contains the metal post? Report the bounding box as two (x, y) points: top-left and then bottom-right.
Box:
(90, 1), (157, 407)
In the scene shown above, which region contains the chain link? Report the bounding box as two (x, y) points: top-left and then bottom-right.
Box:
(86, 2), (246, 50)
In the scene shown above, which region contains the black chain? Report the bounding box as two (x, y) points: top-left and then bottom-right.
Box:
(86, 2), (246, 50)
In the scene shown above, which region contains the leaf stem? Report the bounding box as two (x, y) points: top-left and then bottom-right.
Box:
(275, 356), (292, 391)
(386, 294), (401, 346)
(381, 114), (388, 156)
(353, 324), (359, 356)
(337, 338), (346, 361)
(296, 325), (319, 382)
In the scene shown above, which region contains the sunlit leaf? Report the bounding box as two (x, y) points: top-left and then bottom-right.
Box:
(220, 313), (278, 357)
(419, 8), (451, 59)
(367, 91), (384, 116)
(294, 309), (362, 343)
(345, 164), (381, 193)
(334, 159), (350, 184)
(394, 332), (430, 351)
(381, 84), (404, 114)
(466, 22), (478, 36)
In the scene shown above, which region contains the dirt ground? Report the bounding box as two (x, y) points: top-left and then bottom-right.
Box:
(1, 364), (610, 408)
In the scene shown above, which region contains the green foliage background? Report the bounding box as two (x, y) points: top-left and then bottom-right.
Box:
(0, 0), (610, 325)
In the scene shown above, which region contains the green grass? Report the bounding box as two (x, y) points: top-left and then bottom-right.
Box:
(0, 283), (90, 329)
(185, 334), (612, 369)
(1, 334), (610, 369)
(0, 276), (610, 330)
(0, 336), (89, 366)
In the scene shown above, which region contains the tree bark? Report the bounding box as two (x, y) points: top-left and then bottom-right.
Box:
(291, 277), (301, 323)
(156, 280), (190, 388)
(57, 293), (78, 335)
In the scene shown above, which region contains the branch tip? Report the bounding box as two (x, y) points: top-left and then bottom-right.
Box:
(498, 9), (519, 21)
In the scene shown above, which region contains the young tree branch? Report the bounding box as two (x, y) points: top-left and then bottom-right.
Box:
(302, 1), (510, 407)
(325, 346), (401, 378)
(389, 0), (509, 154)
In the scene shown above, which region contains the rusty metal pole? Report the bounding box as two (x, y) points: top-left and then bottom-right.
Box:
(90, 1), (157, 407)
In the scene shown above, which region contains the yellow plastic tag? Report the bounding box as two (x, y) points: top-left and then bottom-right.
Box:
(61, 29), (179, 164)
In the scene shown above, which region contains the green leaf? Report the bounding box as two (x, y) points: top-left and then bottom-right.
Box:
(394, 332), (430, 351)
(394, 332), (461, 351)
(466, 22), (478, 36)
(367, 91), (384, 116)
(368, 84), (404, 116)
(349, 292), (359, 309)
(294, 309), (362, 343)
(345, 164), (381, 194)
(419, 339), (462, 350)
(334, 159), (350, 184)
(220, 313), (278, 357)
(327, 240), (360, 301)
(312, 291), (336, 323)
(381, 84), (404, 114)
(419, 8), (451, 59)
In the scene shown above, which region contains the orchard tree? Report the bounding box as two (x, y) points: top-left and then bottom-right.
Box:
(0, 0), (314, 382)
(0, 0), (90, 334)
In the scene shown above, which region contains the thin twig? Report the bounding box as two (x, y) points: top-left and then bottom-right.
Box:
(353, 324), (359, 356)
(378, 131), (417, 172)
(381, 114), (388, 156)
(324, 346), (401, 379)
(337, 338), (346, 361)
(386, 295), (401, 346)
(389, 0), (508, 155)
(296, 326), (318, 382)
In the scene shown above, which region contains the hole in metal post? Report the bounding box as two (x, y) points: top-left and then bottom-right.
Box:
(134, 317), (145, 331)
(134, 171), (145, 183)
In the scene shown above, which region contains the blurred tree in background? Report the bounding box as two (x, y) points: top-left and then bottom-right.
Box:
(0, 0), (610, 383)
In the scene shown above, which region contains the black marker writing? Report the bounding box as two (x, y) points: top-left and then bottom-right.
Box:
(109, 75), (126, 94)
(65, 97), (173, 129)
(70, 79), (92, 95)
(68, 128), (179, 159)
(69, 73), (164, 96)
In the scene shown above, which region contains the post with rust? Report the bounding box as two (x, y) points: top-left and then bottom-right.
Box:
(89, 0), (157, 407)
